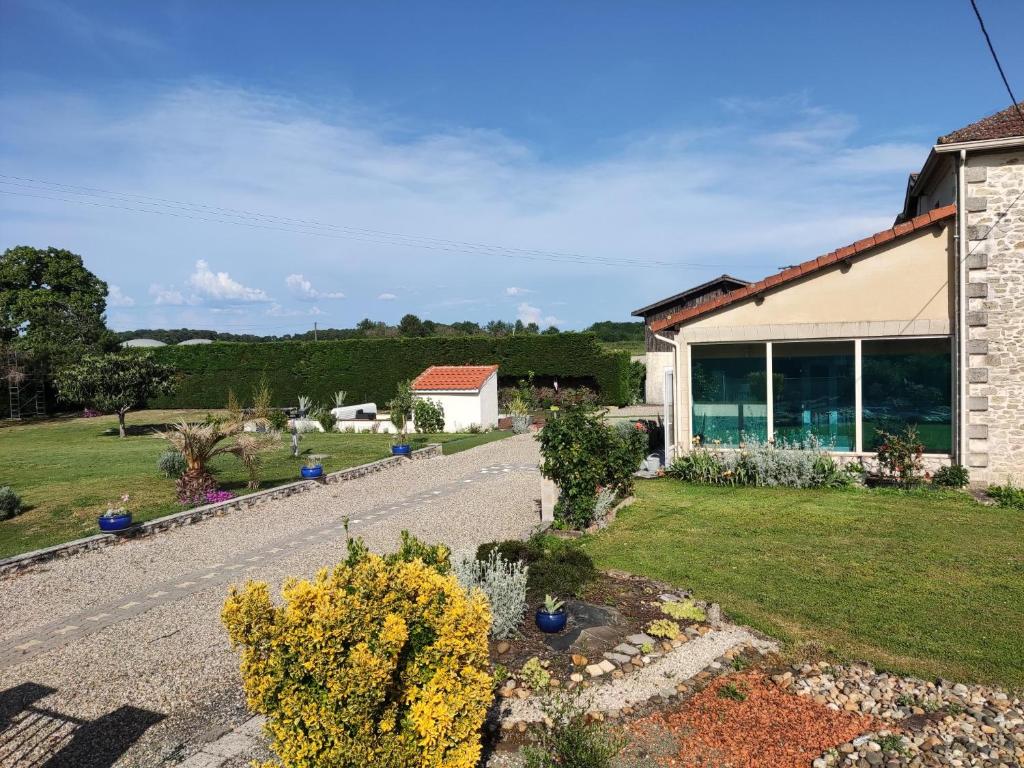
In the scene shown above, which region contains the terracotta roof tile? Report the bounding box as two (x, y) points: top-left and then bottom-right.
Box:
(649, 204), (956, 334)
(937, 102), (1024, 144)
(410, 365), (498, 391)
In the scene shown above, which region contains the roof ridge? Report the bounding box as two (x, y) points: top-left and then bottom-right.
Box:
(650, 204), (956, 333)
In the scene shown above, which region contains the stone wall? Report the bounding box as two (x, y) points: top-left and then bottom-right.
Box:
(964, 150), (1024, 483)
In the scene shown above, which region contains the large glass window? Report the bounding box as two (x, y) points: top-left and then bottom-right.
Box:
(862, 338), (952, 453)
(691, 344), (767, 446)
(772, 341), (856, 450)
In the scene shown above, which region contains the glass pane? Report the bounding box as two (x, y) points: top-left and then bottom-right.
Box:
(691, 344), (767, 447)
(772, 341), (856, 451)
(862, 338), (952, 453)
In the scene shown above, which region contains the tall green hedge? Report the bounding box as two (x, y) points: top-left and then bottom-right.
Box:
(149, 333), (630, 408)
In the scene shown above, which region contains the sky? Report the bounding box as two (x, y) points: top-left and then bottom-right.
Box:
(1, 1), (1023, 334)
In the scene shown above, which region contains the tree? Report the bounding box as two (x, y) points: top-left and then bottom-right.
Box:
(0, 246), (115, 370)
(54, 351), (176, 437)
(398, 313), (426, 337)
(161, 419), (276, 501)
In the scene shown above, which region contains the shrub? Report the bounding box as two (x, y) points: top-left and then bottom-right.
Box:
(520, 657), (550, 690)
(987, 482), (1024, 510)
(667, 433), (849, 489)
(646, 619), (681, 640)
(522, 689), (625, 768)
(933, 464), (970, 488)
(157, 450), (186, 479)
(0, 486), (24, 520)
(452, 549), (528, 639)
(476, 535), (597, 602)
(268, 409), (289, 431)
(538, 407), (647, 528)
(150, 334), (632, 409)
(627, 359), (646, 405)
(661, 600), (705, 622)
(875, 426), (925, 486)
(413, 398), (445, 433)
(319, 410), (337, 433)
(222, 543), (492, 768)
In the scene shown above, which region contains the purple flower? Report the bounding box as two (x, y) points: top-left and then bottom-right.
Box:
(204, 490), (236, 504)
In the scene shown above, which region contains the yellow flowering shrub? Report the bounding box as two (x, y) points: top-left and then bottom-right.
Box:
(222, 546), (493, 768)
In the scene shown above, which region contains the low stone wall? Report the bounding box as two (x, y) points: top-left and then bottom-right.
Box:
(0, 444), (442, 579)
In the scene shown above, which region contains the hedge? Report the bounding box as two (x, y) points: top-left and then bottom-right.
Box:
(149, 333), (631, 409)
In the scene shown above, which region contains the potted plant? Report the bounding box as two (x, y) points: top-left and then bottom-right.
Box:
(98, 493), (133, 532)
(535, 594), (567, 633)
(301, 454), (324, 479)
(508, 390), (533, 434)
(389, 380), (414, 456)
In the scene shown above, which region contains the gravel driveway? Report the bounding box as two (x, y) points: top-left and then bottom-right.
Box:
(0, 435), (541, 767)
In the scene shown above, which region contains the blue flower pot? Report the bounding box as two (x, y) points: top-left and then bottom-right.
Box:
(535, 608), (567, 634)
(301, 465), (323, 479)
(391, 444), (412, 457)
(98, 512), (133, 532)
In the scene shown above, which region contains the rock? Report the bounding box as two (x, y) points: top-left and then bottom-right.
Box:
(586, 664), (605, 678)
(571, 654), (588, 667)
(495, 641), (511, 655)
(613, 643), (640, 657)
(706, 603), (722, 626)
(569, 673), (584, 683)
(597, 659), (615, 674)
(626, 633), (656, 646)
(659, 593), (680, 602)
(603, 652), (631, 664)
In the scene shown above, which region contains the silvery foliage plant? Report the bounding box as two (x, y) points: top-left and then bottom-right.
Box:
(726, 432), (844, 488)
(453, 549), (529, 639)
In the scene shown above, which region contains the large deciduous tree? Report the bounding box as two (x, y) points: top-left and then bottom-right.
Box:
(0, 245), (115, 369)
(54, 351), (176, 437)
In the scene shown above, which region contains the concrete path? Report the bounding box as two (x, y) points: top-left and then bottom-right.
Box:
(0, 435), (541, 768)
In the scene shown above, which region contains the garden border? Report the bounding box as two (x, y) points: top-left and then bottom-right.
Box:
(0, 444), (442, 578)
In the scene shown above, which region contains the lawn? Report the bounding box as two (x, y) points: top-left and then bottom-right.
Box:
(0, 410), (512, 558)
(583, 479), (1024, 689)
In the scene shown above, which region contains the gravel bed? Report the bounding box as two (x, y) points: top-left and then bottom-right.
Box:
(0, 435), (539, 643)
(0, 435), (540, 767)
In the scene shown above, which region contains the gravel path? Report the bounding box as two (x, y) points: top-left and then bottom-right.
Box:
(0, 435), (541, 768)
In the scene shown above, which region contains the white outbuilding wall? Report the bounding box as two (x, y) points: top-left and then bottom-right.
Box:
(414, 371), (499, 432)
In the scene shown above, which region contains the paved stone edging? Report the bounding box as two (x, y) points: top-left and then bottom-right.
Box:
(0, 444), (442, 579)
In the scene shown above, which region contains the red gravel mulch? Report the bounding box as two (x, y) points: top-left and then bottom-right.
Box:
(627, 672), (880, 768)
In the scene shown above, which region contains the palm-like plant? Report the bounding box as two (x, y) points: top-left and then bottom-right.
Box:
(160, 419), (277, 502)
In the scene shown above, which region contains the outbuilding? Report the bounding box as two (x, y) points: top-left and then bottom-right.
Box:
(410, 365), (499, 432)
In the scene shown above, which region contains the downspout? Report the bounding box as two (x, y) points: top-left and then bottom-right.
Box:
(654, 332), (680, 462)
(957, 149), (969, 467)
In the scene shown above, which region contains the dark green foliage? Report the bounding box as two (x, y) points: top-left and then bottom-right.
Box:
(412, 397), (445, 433)
(522, 688), (625, 768)
(538, 408), (649, 528)
(0, 487), (24, 520)
(0, 245), (115, 370)
(268, 410), (289, 431)
(986, 483), (1024, 510)
(476, 535), (597, 601)
(149, 333), (630, 409)
(627, 359), (646, 405)
(583, 320), (644, 343)
(933, 464), (970, 488)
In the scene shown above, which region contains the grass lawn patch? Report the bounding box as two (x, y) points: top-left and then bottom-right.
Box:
(583, 479), (1024, 688)
(0, 410), (513, 558)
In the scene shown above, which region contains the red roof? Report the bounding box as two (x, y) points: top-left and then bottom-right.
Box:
(650, 204), (956, 333)
(411, 365), (499, 391)
(938, 102), (1024, 144)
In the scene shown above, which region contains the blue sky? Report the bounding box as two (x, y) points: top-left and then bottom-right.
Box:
(2, 1), (1022, 333)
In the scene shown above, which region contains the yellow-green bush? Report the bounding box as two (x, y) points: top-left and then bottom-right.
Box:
(222, 550), (493, 768)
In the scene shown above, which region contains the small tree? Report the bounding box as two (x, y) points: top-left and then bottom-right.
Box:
(389, 380), (414, 444)
(54, 351), (175, 437)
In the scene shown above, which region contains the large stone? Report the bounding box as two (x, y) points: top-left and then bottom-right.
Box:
(602, 652), (631, 665)
(626, 633), (656, 646)
(613, 643), (640, 657)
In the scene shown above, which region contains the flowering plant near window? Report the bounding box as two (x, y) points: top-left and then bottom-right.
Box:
(875, 426), (925, 486)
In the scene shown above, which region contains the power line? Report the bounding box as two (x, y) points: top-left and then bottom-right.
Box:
(0, 173), (748, 271)
(968, 0), (1024, 125)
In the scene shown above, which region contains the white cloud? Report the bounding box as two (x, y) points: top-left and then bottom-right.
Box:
(0, 84), (931, 330)
(107, 284), (135, 307)
(148, 284), (188, 306)
(516, 302), (559, 326)
(189, 259), (269, 302)
(267, 303), (324, 317)
(285, 273), (345, 300)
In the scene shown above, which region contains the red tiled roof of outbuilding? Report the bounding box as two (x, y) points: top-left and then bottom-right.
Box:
(410, 365), (499, 391)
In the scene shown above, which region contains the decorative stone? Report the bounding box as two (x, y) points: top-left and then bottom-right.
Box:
(569, 673), (584, 683)
(613, 643), (640, 656)
(597, 659), (615, 674)
(495, 641), (511, 655)
(603, 652), (631, 664)
(658, 593), (680, 602)
(586, 664), (605, 678)
(571, 654), (588, 667)
(626, 633), (656, 646)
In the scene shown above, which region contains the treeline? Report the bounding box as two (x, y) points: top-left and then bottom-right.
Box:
(116, 317), (644, 344)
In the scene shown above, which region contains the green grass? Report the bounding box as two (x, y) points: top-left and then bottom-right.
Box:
(599, 340), (645, 356)
(583, 479), (1024, 688)
(0, 410), (512, 558)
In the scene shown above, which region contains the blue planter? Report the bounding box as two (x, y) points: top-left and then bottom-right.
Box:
(98, 512), (133, 532)
(301, 465), (323, 479)
(391, 444), (412, 457)
(535, 608), (567, 634)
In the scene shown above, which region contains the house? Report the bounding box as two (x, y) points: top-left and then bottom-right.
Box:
(410, 365), (499, 432)
(647, 103), (1024, 482)
(631, 275), (750, 404)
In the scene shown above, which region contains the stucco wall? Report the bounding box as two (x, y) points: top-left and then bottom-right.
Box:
(963, 149), (1024, 483)
(415, 373), (498, 432)
(644, 351), (673, 404)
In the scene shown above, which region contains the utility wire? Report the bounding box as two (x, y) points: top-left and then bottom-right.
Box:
(968, 0), (1024, 125)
